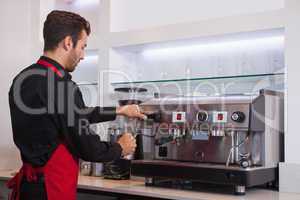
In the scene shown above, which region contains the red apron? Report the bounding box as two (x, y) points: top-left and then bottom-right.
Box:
(7, 59), (79, 200)
(7, 144), (79, 200)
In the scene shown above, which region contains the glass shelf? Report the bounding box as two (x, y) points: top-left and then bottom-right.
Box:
(111, 73), (285, 97)
(77, 82), (98, 86)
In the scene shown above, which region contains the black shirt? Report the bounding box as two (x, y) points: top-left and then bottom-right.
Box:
(9, 56), (122, 167)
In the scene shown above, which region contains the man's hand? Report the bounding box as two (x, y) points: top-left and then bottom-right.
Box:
(117, 133), (137, 156)
(116, 104), (147, 120)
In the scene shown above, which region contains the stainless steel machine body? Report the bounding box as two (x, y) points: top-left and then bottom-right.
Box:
(131, 89), (284, 194)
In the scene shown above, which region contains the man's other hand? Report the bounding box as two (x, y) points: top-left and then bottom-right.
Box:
(117, 133), (137, 156)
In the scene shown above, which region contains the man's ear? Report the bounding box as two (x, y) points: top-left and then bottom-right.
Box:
(62, 36), (74, 51)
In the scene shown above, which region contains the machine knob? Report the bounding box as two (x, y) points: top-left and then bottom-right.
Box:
(239, 153), (251, 168)
(240, 160), (250, 168)
(197, 111), (208, 122)
(231, 111), (245, 123)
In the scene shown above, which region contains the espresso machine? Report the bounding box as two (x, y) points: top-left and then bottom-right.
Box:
(131, 89), (284, 195)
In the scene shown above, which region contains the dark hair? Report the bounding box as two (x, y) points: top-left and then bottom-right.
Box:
(43, 10), (91, 51)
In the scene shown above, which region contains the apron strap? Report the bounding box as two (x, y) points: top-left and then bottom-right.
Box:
(37, 59), (63, 78)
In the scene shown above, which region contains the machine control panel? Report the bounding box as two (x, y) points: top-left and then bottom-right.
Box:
(195, 110), (247, 124)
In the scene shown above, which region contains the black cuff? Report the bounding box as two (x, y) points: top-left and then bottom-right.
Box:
(99, 107), (117, 121)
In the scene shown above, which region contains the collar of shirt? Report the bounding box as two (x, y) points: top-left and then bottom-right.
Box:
(39, 56), (72, 80)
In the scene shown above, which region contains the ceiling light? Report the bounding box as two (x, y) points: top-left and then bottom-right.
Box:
(73, 0), (99, 7)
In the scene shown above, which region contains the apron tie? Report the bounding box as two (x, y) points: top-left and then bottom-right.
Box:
(6, 164), (44, 200)
(7, 143), (79, 200)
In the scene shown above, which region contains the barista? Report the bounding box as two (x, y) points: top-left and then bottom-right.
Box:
(7, 10), (146, 200)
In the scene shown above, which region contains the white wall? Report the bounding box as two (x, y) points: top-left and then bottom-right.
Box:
(110, 0), (284, 32)
(0, 0), (39, 169)
(279, 1), (300, 191)
(72, 50), (99, 83)
(285, 0), (300, 164)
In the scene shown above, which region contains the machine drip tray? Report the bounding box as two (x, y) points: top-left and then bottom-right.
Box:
(131, 160), (278, 195)
(146, 178), (238, 194)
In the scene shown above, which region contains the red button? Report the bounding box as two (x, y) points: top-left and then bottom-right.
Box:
(177, 114), (182, 120)
(218, 114), (223, 120)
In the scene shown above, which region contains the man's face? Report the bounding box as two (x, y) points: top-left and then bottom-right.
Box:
(66, 30), (88, 72)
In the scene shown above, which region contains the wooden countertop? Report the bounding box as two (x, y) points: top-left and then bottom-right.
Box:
(1, 169), (300, 200)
